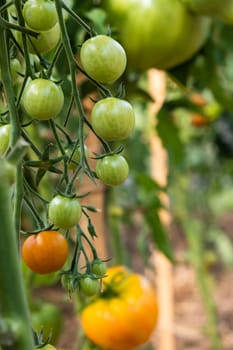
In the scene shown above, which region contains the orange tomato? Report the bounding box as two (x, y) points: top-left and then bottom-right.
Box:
(191, 113), (210, 127)
(80, 265), (159, 350)
(22, 230), (68, 274)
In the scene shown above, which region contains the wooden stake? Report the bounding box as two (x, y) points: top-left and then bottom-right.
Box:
(148, 69), (175, 350)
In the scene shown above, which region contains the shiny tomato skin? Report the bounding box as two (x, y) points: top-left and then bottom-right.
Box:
(102, 0), (211, 71)
(22, 230), (68, 274)
(91, 97), (135, 141)
(96, 154), (129, 186)
(23, 0), (58, 32)
(81, 266), (159, 350)
(22, 78), (64, 120)
(48, 195), (82, 229)
(80, 35), (127, 84)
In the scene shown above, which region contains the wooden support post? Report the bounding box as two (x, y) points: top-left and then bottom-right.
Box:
(148, 69), (175, 350)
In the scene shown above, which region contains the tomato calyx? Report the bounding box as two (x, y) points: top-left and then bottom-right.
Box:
(20, 225), (54, 237)
(99, 270), (130, 299)
(92, 145), (124, 160)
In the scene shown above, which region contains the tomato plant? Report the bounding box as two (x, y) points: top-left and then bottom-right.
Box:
(91, 97), (135, 141)
(22, 78), (64, 120)
(80, 34), (127, 84)
(22, 231), (68, 274)
(95, 154), (129, 186)
(23, 0), (58, 32)
(48, 194), (82, 229)
(101, 0), (211, 70)
(81, 266), (159, 350)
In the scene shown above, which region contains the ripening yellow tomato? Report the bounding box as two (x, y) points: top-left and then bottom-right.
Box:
(81, 265), (159, 350)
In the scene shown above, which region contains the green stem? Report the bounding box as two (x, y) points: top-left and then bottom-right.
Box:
(0, 164), (34, 350)
(109, 215), (128, 265)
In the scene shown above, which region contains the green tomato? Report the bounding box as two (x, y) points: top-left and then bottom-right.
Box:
(31, 302), (63, 344)
(91, 97), (135, 141)
(22, 78), (64, 120)
(0, 124), (11, 155)
(183, 0), (233, 24)
(80, 277), (100, 296)
(23, 0), (58, 32)
(96, 154), (129, 186)
(14, 23), (60, 54)
(101, 0), (211, 71)
(48, 194), (82, 229)
(80, 35), (127, 84)
(65, 144), (89, 170)
(61, 273), (75, 293)
(91, 259), (107, 277)
(0, 58), (21, 84)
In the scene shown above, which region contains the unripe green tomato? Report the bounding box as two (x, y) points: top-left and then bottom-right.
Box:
(48, 195), (82, 229)
(91, 259), (107, 277)
(91, 97), (135, 141)
(65, 144), (89, 170)
(0, 58), (21, 84)
(22, 78), (64, 120)
(14, 23), (60, 54)
(96, 154), (129, 186)
(80, 276), (100, 296)
(80, 35), (127, 84)
(0, 124), (11, 155)
(61, 273), (75, 293)
(23, 0), (58, 32)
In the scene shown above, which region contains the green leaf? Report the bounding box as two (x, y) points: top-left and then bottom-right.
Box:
(135, 173), (165, 191)
(144, 209), (174, 262)
(156, 107), (185, 168)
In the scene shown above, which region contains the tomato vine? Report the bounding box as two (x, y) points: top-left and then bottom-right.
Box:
(0, 1), (134, 349)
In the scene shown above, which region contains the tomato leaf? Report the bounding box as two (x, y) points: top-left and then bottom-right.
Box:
(156, 107), (185, 168)
(144, 209), (174, 262)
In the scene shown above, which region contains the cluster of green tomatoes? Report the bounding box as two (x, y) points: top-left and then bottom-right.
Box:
(0, 0), (135, 299)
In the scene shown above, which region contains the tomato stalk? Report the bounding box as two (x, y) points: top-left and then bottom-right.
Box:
(0, 6), (25, 238)
(0, 163), (34, 350)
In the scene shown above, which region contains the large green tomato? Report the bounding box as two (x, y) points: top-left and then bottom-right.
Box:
(101, 0), (211, 71)
(182, 0), (233, 24)
(91, 97), (135, 141)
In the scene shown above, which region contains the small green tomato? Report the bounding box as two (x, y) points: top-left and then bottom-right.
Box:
(48, 194), (82, 229)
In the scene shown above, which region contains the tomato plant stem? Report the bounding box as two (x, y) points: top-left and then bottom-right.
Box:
(0, 165), (34, 350)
